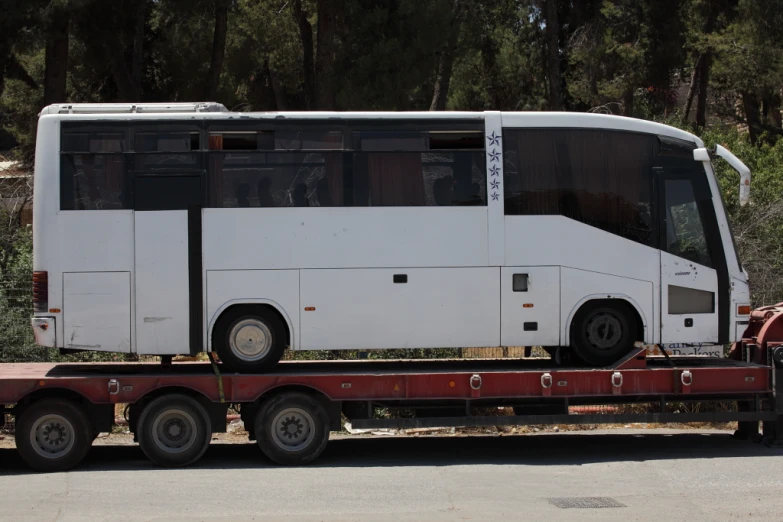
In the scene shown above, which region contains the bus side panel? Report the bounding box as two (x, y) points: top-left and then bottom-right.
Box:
(201, 207), (489, 270)
(500, 266), (560, 346)
(505, 216), (660, 344)
(205, 270), (300, 351)
(63, 271), (131, 352)
(299, 267), (500, 351)
(51, 211), (136, 348)
(560, 267), (654, 345)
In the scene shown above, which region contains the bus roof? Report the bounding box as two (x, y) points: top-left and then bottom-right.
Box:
(38, 104), (701, 145)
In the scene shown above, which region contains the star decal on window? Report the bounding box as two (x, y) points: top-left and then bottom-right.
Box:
(487, 131), (501, 147)
(491, 192), (499, 201)
(490, 180), (500, 190)
(488, 149), (500, 162)
(489, 165), (500, 177)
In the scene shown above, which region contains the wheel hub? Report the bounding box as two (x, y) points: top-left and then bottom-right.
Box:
(271, 408), (315, 452)
(281, 417), (305, 439)
(164, 419), (185, 441)
(586, 313), (623, 350)
(152, 409), (197, 453)
(229, 319), (273, 362)
(30, 414), (76, 459)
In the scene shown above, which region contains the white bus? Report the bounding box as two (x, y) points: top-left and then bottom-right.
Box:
(31, 103), (752, 373)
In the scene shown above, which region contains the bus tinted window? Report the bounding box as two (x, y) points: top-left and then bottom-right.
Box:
(208, 152), (343, 208)
(503, 129), (655, 246)
(62, 132), (126, 153)
(135, 132), (200, 152)
(351, 151), (486, 206)
(60, 154), (128, 210)
(206, 125), (486, 208)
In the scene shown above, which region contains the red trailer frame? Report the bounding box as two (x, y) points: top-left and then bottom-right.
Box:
(2, 338), (782, 471)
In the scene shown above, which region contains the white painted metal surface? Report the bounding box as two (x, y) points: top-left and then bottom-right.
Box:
(202, 207), (489, 270)
(62, 272), (131, 352)
(300, 268), (500, 350)
(659, 251), (719, 343)
(500, 267), (560, 346)
(484, 112), (505, 266)
(134, 211), (190, 355)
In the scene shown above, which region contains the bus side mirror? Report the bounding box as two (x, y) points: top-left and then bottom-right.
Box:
(693, 146), (751, 207)
(693, 148), (710, 161)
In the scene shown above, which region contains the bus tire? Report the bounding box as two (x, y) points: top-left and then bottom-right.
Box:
(255, 392), (330, 466)
(570, 302), (635, 366)
(16, 399), (93, 472)
(137, 394), (212, 468)
(213, 306), (286, 373)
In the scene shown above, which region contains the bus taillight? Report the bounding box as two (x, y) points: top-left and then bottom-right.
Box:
(33, 271), (48, 314)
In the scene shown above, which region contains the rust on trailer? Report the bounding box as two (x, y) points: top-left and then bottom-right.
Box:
(0, 348), (772, 406)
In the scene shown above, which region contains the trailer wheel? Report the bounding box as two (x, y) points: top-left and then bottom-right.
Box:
(571, 302), (635, 366)
(16, 399), (93, 472)
(213, 306), (287, 373)
(137, 394), (212, 468)
(255, 393), (330, 466)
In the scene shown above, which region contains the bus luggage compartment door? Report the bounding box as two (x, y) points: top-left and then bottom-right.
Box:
(299, 267), (500, 351)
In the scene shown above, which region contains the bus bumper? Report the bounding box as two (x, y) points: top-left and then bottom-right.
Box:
(31, 317), (56, 347)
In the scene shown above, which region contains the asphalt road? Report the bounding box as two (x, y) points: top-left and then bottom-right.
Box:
(1, 429), (782, 521)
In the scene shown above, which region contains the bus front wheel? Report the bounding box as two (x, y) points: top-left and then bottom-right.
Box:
(213, 306), (287, 373)
(570, 302), (636, 367)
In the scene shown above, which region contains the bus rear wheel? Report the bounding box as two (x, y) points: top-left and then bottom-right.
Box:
(570, 302), (635, 366)
(255, 392), (330, 466)
(137, 394), (212, 468)
(213, 306), (286, 373)
(16, 399), (93, 472)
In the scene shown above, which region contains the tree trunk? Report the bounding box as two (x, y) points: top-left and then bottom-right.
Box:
(292, 0), (315, 109)
(543, 0), (561, 110)
(481, 31), (501, 108)
(265, 58), (288, 111)
(206, 0), (229, 100)
(102, 2), (145, 102)
(682, 56), (701, 124)
(695, 3), (716, 128)
(695, 51), (711, 128)
(622, 86), (634, 116)
(741, 90), (762, 145)
(43, 9), (70, 106)
(315, 0), (341, 110)
(762, 90), (782, 130)
(130, 0), (145, 95)
(430, 0), (464, 111)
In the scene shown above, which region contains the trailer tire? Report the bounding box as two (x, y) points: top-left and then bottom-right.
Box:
(137, 394), (212, 468)
(570, 302), (635, 366)
(16, 399), (93, 472)
(255, 393), (330, 466)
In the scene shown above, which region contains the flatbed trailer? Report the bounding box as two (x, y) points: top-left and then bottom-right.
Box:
(2, 336), (782, 472)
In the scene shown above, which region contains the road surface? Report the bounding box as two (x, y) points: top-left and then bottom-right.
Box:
(1, 429), (782, 521)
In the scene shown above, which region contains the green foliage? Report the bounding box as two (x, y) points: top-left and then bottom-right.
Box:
(2, 0), (783, 362)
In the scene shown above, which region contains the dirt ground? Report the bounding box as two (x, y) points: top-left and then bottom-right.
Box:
(0, 418), (737, 450)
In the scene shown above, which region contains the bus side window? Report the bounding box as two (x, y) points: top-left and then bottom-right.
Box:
(502, 128), (654, 247)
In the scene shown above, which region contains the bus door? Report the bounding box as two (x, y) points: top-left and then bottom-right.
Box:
(133, 173), (203, 355)
(658, 168), (725, 344)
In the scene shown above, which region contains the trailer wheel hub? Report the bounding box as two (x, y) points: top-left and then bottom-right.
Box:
(30, 414), (75, 459)
(271, 408), (314, 451)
